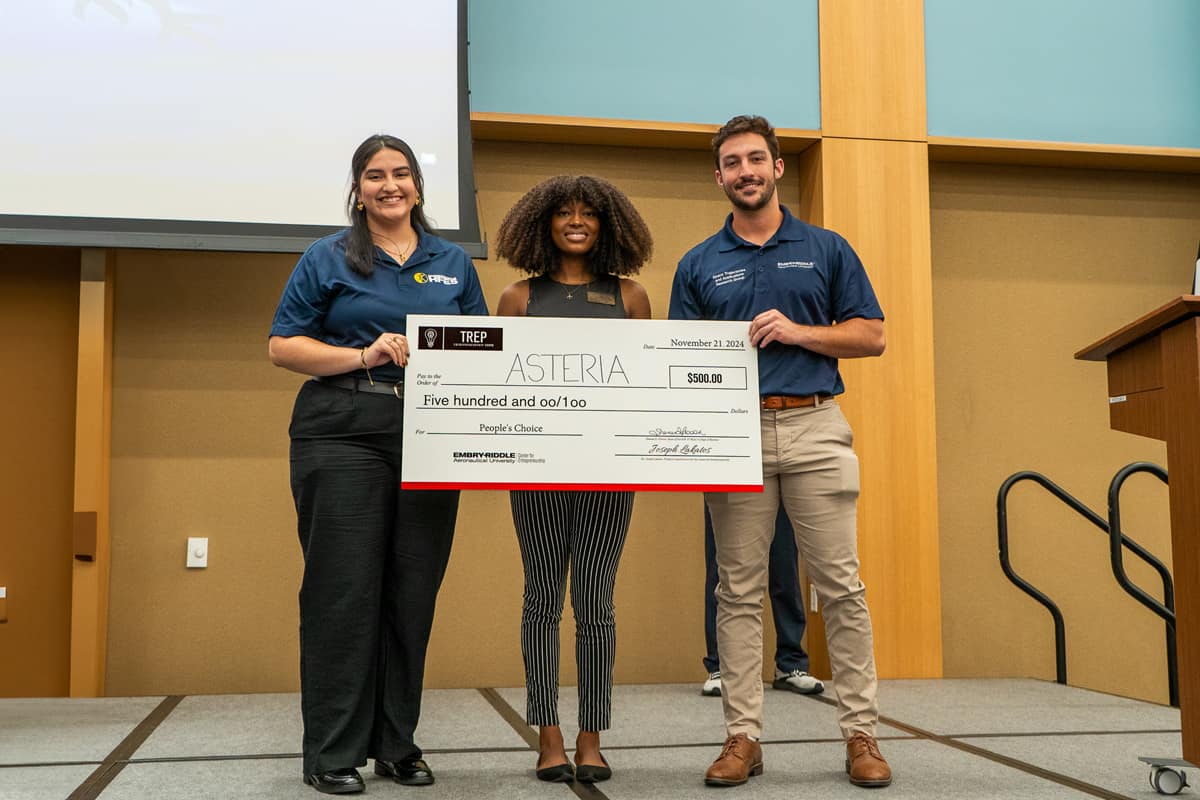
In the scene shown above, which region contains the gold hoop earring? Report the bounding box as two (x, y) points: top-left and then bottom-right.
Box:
(356, 201), (364, 211)
(414, 195), (421, 207)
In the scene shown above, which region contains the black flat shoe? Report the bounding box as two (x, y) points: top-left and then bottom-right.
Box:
(575, 754), (611, 783)
(303, 768), (365, 794)
(535, 761), (575, 782)
(375, 757), (435, 786)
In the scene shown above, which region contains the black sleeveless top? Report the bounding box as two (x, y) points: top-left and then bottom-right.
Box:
(526, 273), (627, 319)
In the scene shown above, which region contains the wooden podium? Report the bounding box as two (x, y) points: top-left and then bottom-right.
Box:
(1076, 296), (1200, 765)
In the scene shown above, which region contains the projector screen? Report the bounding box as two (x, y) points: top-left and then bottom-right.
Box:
(0, 0), (484, 256)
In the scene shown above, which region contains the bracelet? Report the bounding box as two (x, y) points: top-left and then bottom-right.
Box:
(359, 346), (375, 386)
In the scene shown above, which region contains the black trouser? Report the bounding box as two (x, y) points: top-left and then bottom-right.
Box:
(289, 379), (460, 774)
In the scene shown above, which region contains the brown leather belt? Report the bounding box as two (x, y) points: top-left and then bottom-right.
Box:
(760, 394), (830, 410)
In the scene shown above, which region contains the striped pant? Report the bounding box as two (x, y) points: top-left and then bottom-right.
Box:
(510, 490), (634, 731)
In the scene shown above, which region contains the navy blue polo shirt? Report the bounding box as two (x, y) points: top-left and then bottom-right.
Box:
(270, 229), (489, 382)
(668, 206), (883, 397)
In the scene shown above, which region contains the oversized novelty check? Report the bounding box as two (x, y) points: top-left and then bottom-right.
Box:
(400, 315), (763, 491)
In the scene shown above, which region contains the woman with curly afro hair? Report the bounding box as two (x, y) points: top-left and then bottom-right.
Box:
(494, 176), (653, 785)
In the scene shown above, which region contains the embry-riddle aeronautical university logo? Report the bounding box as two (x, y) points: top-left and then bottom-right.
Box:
(414, 272), (460, 285)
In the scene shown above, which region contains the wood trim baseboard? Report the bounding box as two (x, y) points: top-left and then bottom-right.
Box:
(470, 113), (1198, 172)
(470, 111), (820, 152)
(929, 136), (1200, 173)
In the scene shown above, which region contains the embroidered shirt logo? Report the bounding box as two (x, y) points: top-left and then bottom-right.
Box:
(414, 272), (459, 285)
(777, 260), (815, 269)
(712, 268), (747, 287)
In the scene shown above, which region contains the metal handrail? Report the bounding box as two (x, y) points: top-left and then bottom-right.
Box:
(997, 467), (1175, 694)
(1107, 462), (1177, 707)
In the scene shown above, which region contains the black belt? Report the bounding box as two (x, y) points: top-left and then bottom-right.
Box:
(317, 375), (403, 398)
(760, 394), (832, 410)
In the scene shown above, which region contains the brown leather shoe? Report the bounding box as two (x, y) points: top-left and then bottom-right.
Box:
(704, 733), (763, 786)
(846, 732), (892, 787)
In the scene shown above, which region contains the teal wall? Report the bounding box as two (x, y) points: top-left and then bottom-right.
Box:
(467, 0), (821, 130)
(925, 0), (1200, 148)
(468, 1), (1200, 150)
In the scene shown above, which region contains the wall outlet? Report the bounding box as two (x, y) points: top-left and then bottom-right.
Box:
(186, 537), (208, 569)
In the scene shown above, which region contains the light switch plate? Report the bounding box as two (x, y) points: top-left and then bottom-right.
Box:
(186, 537), (208, 569)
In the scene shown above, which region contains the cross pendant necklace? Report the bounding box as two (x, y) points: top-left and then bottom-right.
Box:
(563, 279), (592, 301)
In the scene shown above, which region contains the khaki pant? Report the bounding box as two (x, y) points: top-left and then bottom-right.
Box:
(705, 400), (878, 740)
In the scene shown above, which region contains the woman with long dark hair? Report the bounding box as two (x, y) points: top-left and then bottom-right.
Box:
(269, 134), (488, 794)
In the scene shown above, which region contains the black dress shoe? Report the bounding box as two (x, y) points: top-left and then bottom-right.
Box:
(535, 761), (575, 782)
(375, 757), (435, 786)
(303, 768), (365, 794)
(575, 754), (611, 784)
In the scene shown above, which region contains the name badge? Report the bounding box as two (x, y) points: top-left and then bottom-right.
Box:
(586, 290), (616, 306)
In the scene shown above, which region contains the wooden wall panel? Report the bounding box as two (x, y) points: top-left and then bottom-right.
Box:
(819, 0), (927, 141)
(818, 138), (944, 678)
(70, 251), (114, 696)
(105, 248), (305, 695)
(0, 247), (80, 697)
(931, 162), (1200, 703)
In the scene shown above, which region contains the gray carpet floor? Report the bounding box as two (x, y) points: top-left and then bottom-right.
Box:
(0, 679), (1189, 800)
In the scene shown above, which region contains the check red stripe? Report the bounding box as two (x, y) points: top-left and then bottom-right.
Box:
(400, 482), (763, 492)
